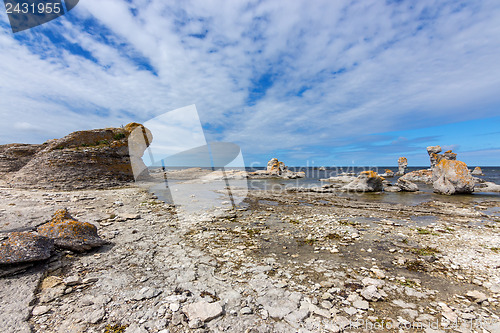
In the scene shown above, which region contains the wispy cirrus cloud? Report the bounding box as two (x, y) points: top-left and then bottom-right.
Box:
(1, 0), (499, 165)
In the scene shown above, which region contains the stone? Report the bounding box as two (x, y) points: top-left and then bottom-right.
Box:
(249, 158), (305, 179)
(182, 301), (223, 322)
(477, 181), (500, 192)
(342, 171), (384, 192)
(427, 145), (442, 169)
(396, 157), (408, 176)
(188, 318), (204, 329)
(432, 159), (475, 195)
(85, 307), (105, 324)
(465, 290), (488, 303)
(396, 178), (419, 192)
(63, 275), (81, 286)
(370, 268), (386, 279)
(399, 169), (433, 183)
(6, 123), (152, 190)
(0, 232), (53, 264)
(360, 285), (384, 301)
(471, 166), (484, 176)
(37, 209), (107, 252)
(240, 307), (252, 315)
(380, 169), (394, 177)
(32, 305), (50, 316)
(352, 300), (369, 310)
(133, 287), (162, 301)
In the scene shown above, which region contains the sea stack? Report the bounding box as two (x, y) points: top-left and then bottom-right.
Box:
(396, 157), (408, 176)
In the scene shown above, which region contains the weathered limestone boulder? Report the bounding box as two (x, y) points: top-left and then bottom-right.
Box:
(0, 232), (53, 264)
(432, 159), (475, 195)
(396, 157), (408, 176)
(380, 169), (394, 177)
(37, 209), (107, 252)
(342, 171), (384, 192)
(0, 144), (44, 179)
(427, 145), (442, 169)
(399, 169), (433, 184)
(442, 150), (457, 160)
(6, 123), (152, 190)
(320, 175), (357, 183)
(396, 178), (419, 192)
(475, 182), (500, 192)
(471, 167), (484, 176)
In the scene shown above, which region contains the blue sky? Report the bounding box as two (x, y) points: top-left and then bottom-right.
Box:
(1, 0), (499, 166)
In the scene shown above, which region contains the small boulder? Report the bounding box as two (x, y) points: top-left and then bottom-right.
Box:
(342, 171), (384, 192)
(396, 178), (418, 192)
(0, 232), (53, 264)
(183, 301), (223, 322)
(37, 209), (107, 252)
(432, 159), (475, 195)
(471, 167), (484, 176)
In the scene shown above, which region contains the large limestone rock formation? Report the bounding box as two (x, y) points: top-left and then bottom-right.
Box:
(6, 123), (152, 190)
(432, 159), (475, 195)
(267, 158), (286, 175)
(396, 157), (408, 176)
(342, 171), (384, 192)
(396, 178), (418, 192)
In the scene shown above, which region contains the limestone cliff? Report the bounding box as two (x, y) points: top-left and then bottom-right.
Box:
(5, 123), (152, 190)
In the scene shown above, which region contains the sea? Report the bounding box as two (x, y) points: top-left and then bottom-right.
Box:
(246, 166), (500, 208)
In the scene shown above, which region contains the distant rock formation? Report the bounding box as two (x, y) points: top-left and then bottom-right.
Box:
(432, 159), (475, 195)
(342, 171), (384, 192)
(475, 182), (500, 192)
(396, 157), (408, 176)
(471, 167), (484, 176)
(5, 123), (152, 190)
(380, 169), (394, 177)
(249, 158), (305, 179)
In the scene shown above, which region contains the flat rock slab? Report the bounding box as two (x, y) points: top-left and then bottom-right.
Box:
(183, 301), (223, 322)
(0, 232), (53, 264)
(0, 266), (45, 333)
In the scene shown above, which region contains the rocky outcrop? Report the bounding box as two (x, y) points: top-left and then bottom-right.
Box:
(427, 145), (442, 169)
(249, 158), (305, 179)
(0, 143), (44, 175)
(399, 169), (433, 184)
(432, 159), (475, 195)
(37, 209), (107, 252)
(0, 232), (53, 264)
(342, 171), (384, 192)
(6, 123), (152, 190)
(396, 157), (408, 176)
(471, 167), (484, 176)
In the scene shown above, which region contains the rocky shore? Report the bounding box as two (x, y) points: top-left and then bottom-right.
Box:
(1, 127), (499, 333)
(1, 179), (499, 332)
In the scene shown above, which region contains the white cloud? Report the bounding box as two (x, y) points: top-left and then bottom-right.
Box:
(0, 0), (499, 165)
